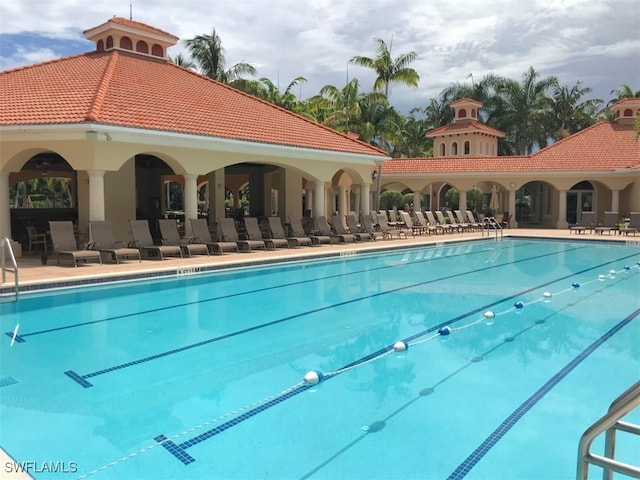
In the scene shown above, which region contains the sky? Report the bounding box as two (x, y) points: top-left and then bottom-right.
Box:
(1, 0), (639, 114)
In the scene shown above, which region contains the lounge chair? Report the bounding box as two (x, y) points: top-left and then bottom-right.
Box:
(267, 217), (312, 248)
(48, 221), (102, 267)
(315, 216), (353, 243)
(453, 210), (472, 231)
(570, 211), (595, 234)
(129, 220), (183, 260)
(386, 210), (399, 228)
(359, 214), (385, 240)
(217, 217), (266, 252)
(329, 215), (358, 242)
(345, 214), (375, 241)
(376, 213), (407, 239)
(465, 210), (482, 230)
(398, 211), (421, 236)
(425, 211), (449, 234)
(436, 211), (459, 233)
(89, 220), (141, 263)
(158, 219), (209, 257)
(289, 215), (329, 246)
(190, 218), (239, 254)
(245, 217), (288, 250)
(620, 212), (639, 236)
(595, 211), (618, 235)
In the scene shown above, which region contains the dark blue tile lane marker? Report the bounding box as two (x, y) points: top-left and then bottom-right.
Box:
(446, 306), (640, 480)
(63, 246), (613, 388)
(4, 241), (547, 343)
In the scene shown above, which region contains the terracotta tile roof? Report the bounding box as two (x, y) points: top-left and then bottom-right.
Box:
(426, 120), (506, 138)
(0, 50), (386, 157)
(382, 121), (639, 174)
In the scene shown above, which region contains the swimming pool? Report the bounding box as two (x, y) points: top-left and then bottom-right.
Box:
(1, 238), (639, 479)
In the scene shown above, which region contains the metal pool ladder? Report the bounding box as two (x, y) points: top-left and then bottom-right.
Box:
(1, 237), (19, 300)
(481, 217), (503, 241)
(576, 380), (640, 479)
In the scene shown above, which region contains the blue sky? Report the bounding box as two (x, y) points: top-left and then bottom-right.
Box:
(1, 0), (638, 114)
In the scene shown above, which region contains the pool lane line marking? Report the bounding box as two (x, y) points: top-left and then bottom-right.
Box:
(152, 264), (638, 467)
(62, 246), (604, 388)
(3, 240), (547, 343)
(446, 307), (640, 480)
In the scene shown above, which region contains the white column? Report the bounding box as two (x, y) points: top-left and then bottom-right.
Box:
(305, 188), (313, 213)
(459, 189), (467, 212)
(337, 185), (347, 222)
(556, 189), (568, 229)
(87, 170), (106, 222)
(0, 172), (12, 240)
(312, 181), (325, 218)
(508, 189), (517, 228)
(611, 189), (620, 213)
(183, 174), (198, 237)
(360, 183), (370, 218)
(413, 190), (421, 212)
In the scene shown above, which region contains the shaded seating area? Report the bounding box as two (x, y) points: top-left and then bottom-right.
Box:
(129, 220), (183, 260)
(267, 217), (312, 248)
(289, 215), (329, 246)
(245, 217), (288, 250)
(48, 220), (102, 267)
(217, 217), (266, 252)
(89, 220), (141, 263)
(190, 218), (239, 255)
(158, 219), (209, 257)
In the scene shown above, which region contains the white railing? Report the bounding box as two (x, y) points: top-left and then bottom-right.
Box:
(1, 237), (19, 300)
(482, 217), (503, 241)
(576, 380), (640, 479)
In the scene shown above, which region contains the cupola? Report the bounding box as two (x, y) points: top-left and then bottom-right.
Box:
(610, 98), (640, 125)
(450, 98), (482, 123)
(83, 17), (179, 60)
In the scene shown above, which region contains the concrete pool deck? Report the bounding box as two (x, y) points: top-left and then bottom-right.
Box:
(3, 228), (637, 294)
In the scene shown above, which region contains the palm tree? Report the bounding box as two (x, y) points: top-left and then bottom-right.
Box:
(184, 29), (256, 83)
(253, 77), (307, 110)
(350, 37), (420, 99)
(392, 114), (432, 158)
(549, 81), (602, 140)
(491, 67), (558, 155)
(609, 83), (640, 103)
(441, 73), (503, 121)
(170, 53), (195, 69)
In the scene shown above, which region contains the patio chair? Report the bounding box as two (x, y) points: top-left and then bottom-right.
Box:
(595, 211), (618, 235)
(289, 215), (330, 246)
(190, 218), (239, 254)
(26, 225), (47, 254)
(570, 211), (596, 234)
(48, 221), (102, 267)
(425, 211), (449, 234)
(345, 214), (375, 241)
(217, 217), (266, 252)
(414, 211), (437, 236)
(359, 214), (385, 240)
(386, 210), (399, 228)
(376, 213), (407, 239)
(398, 211), (420, 236)
(465, 210), (482, 230)
(129, 220), (183, 260)
(89, 220), (141, 263)
(267, 217), (312, 248)
(436, 211), (459, 233)
(329, 215), (358, 242)
(453, 210), (472, 231)
(315, 216), (352, 243)
(245, 217), (288, 250)
(158, 219), (209, 257)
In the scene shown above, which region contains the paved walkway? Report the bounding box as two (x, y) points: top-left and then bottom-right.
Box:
(2, 228), (636, 293)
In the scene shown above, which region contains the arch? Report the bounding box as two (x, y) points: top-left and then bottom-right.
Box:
(464, 141), (470, 155)
(458, 109), (467, 118)
(471, 108), (476, 118)
(120, 36), (133, 50)
(451, 142), (458, 156)
(136, 40), (149, 54)
(96, 39), (104, 52)
(106, 36), (114, 49)
(517, 180), (555, 225)
(151, 44), (164, 57)
(623, 108), (633, 117)
(439, 143), (445, 156)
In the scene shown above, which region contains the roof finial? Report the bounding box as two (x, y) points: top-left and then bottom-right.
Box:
(130, 3), (133, 20)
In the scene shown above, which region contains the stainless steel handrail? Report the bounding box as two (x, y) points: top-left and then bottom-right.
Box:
(1, 237), (19, 300)
(482, 216), (503, 241)
(576, 380), (640, 480)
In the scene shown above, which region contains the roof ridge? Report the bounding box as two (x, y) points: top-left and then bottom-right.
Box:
(85, 51), (120, 122)
(167, 62), (389, 157)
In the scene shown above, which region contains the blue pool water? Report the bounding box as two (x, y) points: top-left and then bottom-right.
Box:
(1, 238), (639, 479)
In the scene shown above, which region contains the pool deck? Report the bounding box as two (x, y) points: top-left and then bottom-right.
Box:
(3, 227), (637, 294)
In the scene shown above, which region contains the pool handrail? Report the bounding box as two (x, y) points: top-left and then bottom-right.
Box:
(576, 380), (640, 479)
(1, 237), (19, 300)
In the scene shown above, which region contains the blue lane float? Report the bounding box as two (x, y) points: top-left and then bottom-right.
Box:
(572, 282), (580, 289)
(438, 326), (451, 336)
(514, 301), (524, 309)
